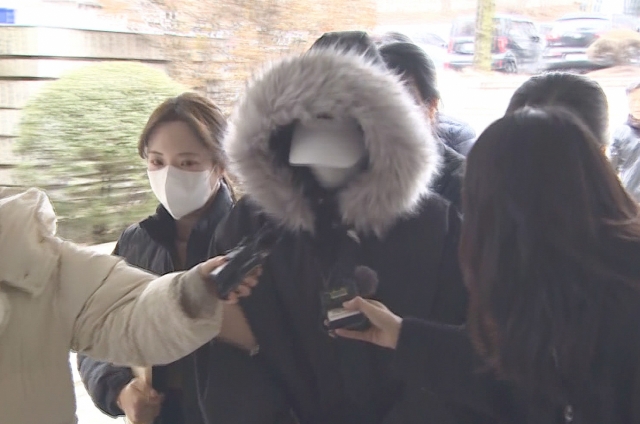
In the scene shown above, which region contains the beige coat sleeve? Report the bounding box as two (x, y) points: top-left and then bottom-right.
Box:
(59, 240), (223, 367)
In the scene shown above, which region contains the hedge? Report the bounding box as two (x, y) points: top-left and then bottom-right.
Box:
(15, 61), (184, 243)
(588, 30), (640, 67)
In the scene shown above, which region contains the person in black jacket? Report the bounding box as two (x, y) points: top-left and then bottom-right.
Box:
(195, 44), (478, 424)
(375, 32), (477, 157)
(435, 114), (477, 157)
(377, 40), (467, 210)
(611, 81), (640, 202)
(77, 93), (289, 424)
(337, 107), (640, 424)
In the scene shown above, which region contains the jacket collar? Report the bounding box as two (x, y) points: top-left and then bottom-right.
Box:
(139, 183), (234, 261)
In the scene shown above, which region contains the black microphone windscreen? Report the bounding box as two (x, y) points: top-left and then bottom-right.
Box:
(354, 266), (379, 297)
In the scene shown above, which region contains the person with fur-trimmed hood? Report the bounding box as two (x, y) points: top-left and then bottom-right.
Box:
(196, 42), (475, 424)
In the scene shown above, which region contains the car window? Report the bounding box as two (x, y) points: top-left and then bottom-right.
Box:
(553, 18), (610, 32)
(416, 33), (445, 46)
(452, 18), (501, 37)
(510, 21), (537, 37)
(524, 22), (538, 36)
(451, 19), (475, 37)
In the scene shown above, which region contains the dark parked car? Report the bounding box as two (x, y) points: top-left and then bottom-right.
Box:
(541, 15), (611, 71)
(445, 14), (542, 73)
(541, 14), (640, 71)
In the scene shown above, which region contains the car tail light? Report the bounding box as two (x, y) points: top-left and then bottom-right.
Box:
(448, 39), (454, 53)
(497, 36), (508, 53)
(546, 33), (559, 42)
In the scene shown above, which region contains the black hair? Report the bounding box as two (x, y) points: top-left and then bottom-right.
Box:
(309, 31), (384, 66)
(378, 41), (440, 104)
(463, 106), (640, 402)
(374, 31), (413, 45)
(506, 73), (609, 147)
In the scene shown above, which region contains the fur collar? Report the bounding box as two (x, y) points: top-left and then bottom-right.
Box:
(224, 48), (440, 237)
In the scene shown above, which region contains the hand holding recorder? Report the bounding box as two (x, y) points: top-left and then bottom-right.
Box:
(334, 297), (403, 350)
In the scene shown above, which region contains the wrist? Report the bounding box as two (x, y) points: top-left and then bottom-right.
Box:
(391, 317), (403, 349)
(176, 267), (222, 318)
(116, 389), (126, 412)
(106, 372), (135, 416)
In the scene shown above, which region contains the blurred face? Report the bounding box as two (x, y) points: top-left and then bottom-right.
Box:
(628, 89), (640, 120)
(145, 120), (222, 219)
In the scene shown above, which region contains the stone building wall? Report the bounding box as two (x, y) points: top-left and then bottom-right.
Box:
(0, 0), (378, 186)
(101, 0), (378, 110)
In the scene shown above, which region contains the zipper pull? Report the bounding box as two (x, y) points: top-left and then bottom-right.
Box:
(564, 405), (574, 423)
(249, 345), (260, 357)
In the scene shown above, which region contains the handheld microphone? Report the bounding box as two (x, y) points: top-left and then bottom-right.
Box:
(354, 265), (379, 297)
(321, 265), (379, 331)
(209, 225), (280, 299)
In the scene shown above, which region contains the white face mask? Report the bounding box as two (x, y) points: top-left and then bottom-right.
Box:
(147, 166), (215, 220)
(309, 165), (360, 189)
(289, 118), (366, 190)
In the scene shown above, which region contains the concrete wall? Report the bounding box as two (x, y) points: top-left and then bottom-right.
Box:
(0, 25), (168, 186)
(0, 26), (165, 59)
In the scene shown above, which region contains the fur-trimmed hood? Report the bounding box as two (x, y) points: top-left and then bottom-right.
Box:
(224, 48), (440, 236)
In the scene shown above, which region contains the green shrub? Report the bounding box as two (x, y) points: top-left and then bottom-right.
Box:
(587, 30), (640, 67)
(15, 62), (184, 243)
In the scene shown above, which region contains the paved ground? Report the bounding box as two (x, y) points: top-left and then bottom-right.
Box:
(72, 352), (121, 424)
(71, 68), (640, 423)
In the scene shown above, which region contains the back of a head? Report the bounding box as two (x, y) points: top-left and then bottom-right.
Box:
(506, 73), (609, 145)
(309, 31), (384, 65)
(374, 31), (414, 45)
(378, 41), (439, 104)
(464, 107), (631, 232)
(462, 106), (640, 396)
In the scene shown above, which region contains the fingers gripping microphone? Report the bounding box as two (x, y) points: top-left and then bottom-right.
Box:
(209, 225), (281, 300)
(322, 265), (379, 331)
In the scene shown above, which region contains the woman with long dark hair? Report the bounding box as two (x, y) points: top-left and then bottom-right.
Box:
(337, 107), (640, 423)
